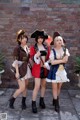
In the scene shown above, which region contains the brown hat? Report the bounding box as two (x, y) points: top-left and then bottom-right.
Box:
(16, 29), (25, 42)
(31, 30), (48, 39)
(51, 32), (66, 45)
(53, 32), (61, 40)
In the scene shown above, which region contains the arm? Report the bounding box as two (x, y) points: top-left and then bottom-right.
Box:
(61, 48), (70, 63)
(30, 46), (41, 64)
(49, 50), (68, 65)
(50, 59), (64, 65)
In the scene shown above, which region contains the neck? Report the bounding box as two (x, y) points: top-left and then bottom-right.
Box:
(21, 44), (26, 48)
(54, 45), (61, 50)
(37, 43), (42, 46)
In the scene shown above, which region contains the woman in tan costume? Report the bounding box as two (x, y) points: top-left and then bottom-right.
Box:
(9, 30), (32, 110)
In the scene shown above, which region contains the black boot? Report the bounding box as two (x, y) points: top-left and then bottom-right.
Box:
(21, 97), (27, 110)
(53, 98), (55, 106)
(53, 96), (59, 106)
(54, 98), (60, 113)
(32, 101), (37, 113)
(39, 97), (46, 109)
(9, 97), (15, 109)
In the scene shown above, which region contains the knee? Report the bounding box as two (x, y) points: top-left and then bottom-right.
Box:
(34, 85), (40, 91)
(41, 82), (46, 88)
(52, 86), (57, 92)
(19, 86), (25, 93)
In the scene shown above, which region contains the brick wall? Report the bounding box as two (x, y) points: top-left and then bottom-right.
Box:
(0, 0), (80, 88)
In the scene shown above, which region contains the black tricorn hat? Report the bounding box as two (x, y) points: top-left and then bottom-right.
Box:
(31, 30), (48, 39)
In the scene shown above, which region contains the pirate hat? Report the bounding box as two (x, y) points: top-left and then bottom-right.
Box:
(16, 29), (25, 42)
(31, 30), (48, 39)
(51, 32), (66, 45)
(53, 32), (60, 40)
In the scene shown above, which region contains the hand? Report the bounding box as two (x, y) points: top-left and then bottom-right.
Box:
(36, 51), (41, 58)
(15, 72), (20, 79)
(43, 64), (46, 68)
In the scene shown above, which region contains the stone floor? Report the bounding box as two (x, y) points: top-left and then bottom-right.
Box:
(0, 88), (80, 120)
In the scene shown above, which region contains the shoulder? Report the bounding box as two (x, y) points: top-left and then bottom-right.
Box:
(14, 45), (20, 50)
(30, 45), (35, 51)
(13, 46), (19, 52)
(30, 45), (36, 56)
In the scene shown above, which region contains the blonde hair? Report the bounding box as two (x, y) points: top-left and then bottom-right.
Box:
(54, 36), (63, 41)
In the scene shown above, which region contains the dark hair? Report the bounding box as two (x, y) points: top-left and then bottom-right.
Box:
(35, 36), (45, 43)
(17, 34), (28, 45)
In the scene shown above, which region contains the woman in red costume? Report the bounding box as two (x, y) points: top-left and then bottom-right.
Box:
(30, 30), (50, 113)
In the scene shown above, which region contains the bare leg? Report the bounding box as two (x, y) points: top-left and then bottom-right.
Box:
(40, 79), (46, 97)
(52, 83), (60, 112)
(9, 79), (26, 109)
(32, 78), (41, 101)
(52, 83), (58, 99)
(39, 79), (46, 109)
(57, 83), (63, 97)
(32, 78), (40, 113)
(13, 80), (26, 98)
(21, 80), (28, 110)
(22, 80), (28, 97)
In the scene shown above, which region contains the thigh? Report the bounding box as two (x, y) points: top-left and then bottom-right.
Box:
(52, 83), (58, 90)
(34, 78), (41, 88)
(57, 83), (63, 89)
(17, 80), (25, 89)
(41, 79), (46, 87)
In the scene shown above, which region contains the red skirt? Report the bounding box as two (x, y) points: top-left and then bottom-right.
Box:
(32, 63), (48, 78)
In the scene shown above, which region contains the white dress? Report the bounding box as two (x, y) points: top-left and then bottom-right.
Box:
(12, 45), (32, 81)
(46, 47), (70, 83)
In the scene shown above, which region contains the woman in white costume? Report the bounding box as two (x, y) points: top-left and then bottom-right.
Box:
(46, 32), (70, 112)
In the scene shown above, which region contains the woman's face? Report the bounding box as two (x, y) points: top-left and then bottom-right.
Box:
(54, 36), (63, 47)
(37, 36), (44, 44)
(21, 37), (28, 45)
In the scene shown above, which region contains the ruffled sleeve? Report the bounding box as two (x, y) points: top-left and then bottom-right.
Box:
(49, 50), (55, 60)
(34, 54), (40, 64)
(30, 46), (40, 64)
(66, 49), (70, 56)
